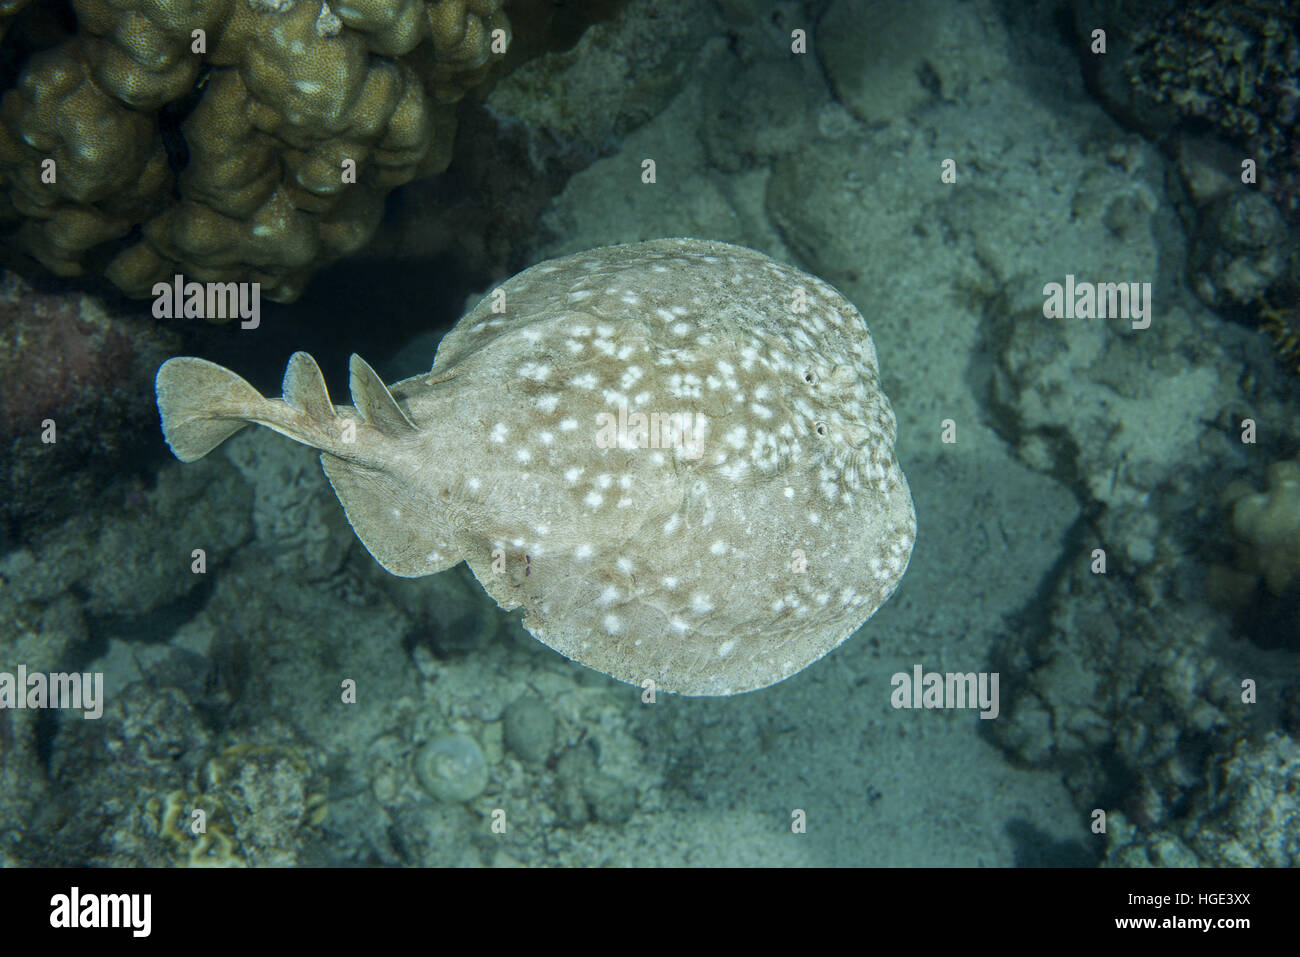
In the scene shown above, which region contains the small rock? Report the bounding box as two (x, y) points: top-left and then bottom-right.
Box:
(416, 734), (488, 803)
(503, 697), (555, 765)
(551, 745), (638, 827)
(552, 749), (593, 826)
(584, 772), (637, 826)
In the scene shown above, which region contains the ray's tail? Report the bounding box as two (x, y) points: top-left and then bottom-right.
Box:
(155, 356), (271, 462)
(155, 351), (413, 462)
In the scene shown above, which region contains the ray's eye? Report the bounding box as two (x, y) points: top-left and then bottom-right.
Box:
(803, 371), (817, 385)
(814, 423), (828, 437)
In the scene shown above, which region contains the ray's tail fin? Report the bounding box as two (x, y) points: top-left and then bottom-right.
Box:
(157, 351), (459, 578)
(155, 357), (267, 462)
(157, 351), (347, 462)
(156, 351), (419, 465)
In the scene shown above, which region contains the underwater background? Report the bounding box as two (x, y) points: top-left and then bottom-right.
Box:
(1, 0), (1297, 866)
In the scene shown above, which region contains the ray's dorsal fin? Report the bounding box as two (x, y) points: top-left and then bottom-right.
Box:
(282, 351), (335, 420)
(349, 354), (416, 436)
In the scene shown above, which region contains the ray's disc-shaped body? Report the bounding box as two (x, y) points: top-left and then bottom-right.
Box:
(155, 239), (916, 695)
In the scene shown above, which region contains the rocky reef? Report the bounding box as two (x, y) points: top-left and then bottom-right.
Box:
(1105, 732), (1300, 867)
(1125, 0), (1300, 224)
(1077, 0), (1300, 373)
(0, 273), (176, 538)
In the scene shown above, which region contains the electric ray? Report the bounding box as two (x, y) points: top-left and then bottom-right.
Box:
(155, 238), (915, 695)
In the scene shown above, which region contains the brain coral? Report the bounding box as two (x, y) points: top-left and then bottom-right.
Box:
(0, 0), (511, 301)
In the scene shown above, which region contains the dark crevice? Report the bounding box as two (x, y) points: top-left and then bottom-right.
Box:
(84, 577), (215, 647)
(0, 0), (78, 93)
(156, 64), (210, 176)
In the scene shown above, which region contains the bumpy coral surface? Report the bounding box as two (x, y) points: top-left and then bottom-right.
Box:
(1224, 455), (1300, 598)
(0, 0), (511, 301)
